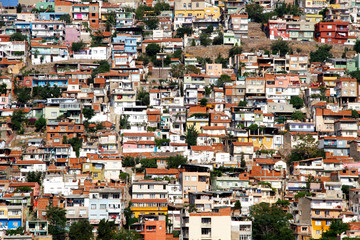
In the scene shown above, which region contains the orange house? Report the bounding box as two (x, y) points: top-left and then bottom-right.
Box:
(46, 120), (84, 143)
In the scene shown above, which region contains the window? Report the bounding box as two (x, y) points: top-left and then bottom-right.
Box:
(102, 194), (108, 199)
(191, 176), (197, 181)
(91, 13), (95, 17)
(201, 228), (211, 235)
(100, 204), (106, 209)
(201, 218), (211, 224)
(150, 194), (155, 198)
(91, 204), (96, 210)
(326, 220), (331, 226)
(146, 225), (156, 231)
(160, 194), (166, 198)
(315, 220), (321, 226)
(316, 230), (321, 235)
(315, 210), (320, 215)
(113, 194), (120, 199)
(13, 222), (18, 227)
(148, 185), (154, 189)
(0, 211), (4, 215)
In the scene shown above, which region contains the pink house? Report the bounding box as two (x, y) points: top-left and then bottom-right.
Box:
(268, 19), (288, 40)
(8, 182), (40, 197)
(0, 93), (10, 109)
(65, 25), (81, 44)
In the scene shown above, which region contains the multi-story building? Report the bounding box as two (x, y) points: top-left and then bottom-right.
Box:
(314, 21), (349, 44)
(131, 180), (168, 218)
(31, 20), (65, 41)
(88, 188), (124, 225)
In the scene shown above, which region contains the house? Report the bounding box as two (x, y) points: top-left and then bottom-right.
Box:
(88, 187), (124, 225)
(314, 21), (349, 44)
(131, 180), (168, 218)
(31, 42), (69, 65)
(181, 207), (232, 240)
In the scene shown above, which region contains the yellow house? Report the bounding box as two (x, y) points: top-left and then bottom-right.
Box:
(82, 162), (105, 181)
(305, 14), (323, 23)
(186, 113), (209, 133)
(131, 199), (168, 218)
(174, 0), (220, 19)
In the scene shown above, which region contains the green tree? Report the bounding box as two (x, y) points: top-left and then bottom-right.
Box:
(175, 26), (193, 38)
(11, 110), (27, 131)
(82, 108), (95, 121)
(215, 54), (229, 68)
(140, 158), (157, 168)
(63, 137), (83, 158)
(186, 125), (198, 146)
(35, 117), (46, 132)
(91, 31), (105, 47)
(290, 96), (304, 109)
(0, 83), (7, 94)
(114, 229), (141, 240)
(342, 185), (353, 201)
(119, 172), (130, 182)
(240, 152), (246, 167)
(352, 109), (359, 119)
(69, 220), (93, 240)
(124, 202), (138, 229)
(26, 171), (42, 185)
(137, 90), (150, 106)
(90, 60), (110, 82)
(16, 4), (22, 13)
(288, 134), (325, 163)
(146, 43), (161, 57)
(14, 87), (31, 104)
(310, 45), (333, 63)
(321, 220), (349, 240)
(71, 41), (85, 52)
(32, 85), (62, 99)
(246, 4), (264, 23)
(59, 14), (71, 24)
(291, 111), (305, 121)
(200, 33), (211, 46)
(97, 219), (116, 240)
(354, 40), (360, 53)
(238, 101), (247, 107)
(167, 155), (187, 168)
(122, 156), (137, 167)
(144, 17), (159, 30)
(271, 40), (290, 57)
(234, 200), (242, 214)
(119, 114), (131, 129)
(204, 86), (212, 96)
(154, 1), (170, 14)
(46, 206), (67, 240)
(250, 203), (294, 240)
(203, 25), (214, 34)
(10, 32), (27, 41)
(200, 98), (208, 106)
(212, 32), (223, 45)
(229, 46), (243, 58)
(216, 74), (232, 87)
(105, 11), (116, 31)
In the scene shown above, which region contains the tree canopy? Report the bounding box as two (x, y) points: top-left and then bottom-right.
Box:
(46, 206), (67, 240)
(146, 43), (161, 57)
(10, 32), (27, 41)
(186, 125), (198, 146)
(97, 219), (117, 240)
(291, 111), (305, 121)
(310, 45), (333, 63)
(69, 220), (94, 240)
(288, 134), (325, 163)
(175, 26), (193, 38)
(167, 155), (187, 168)
(250, 202), (294, 240)
(271, 40), (291, 57)
(290, 96), (304, 109)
